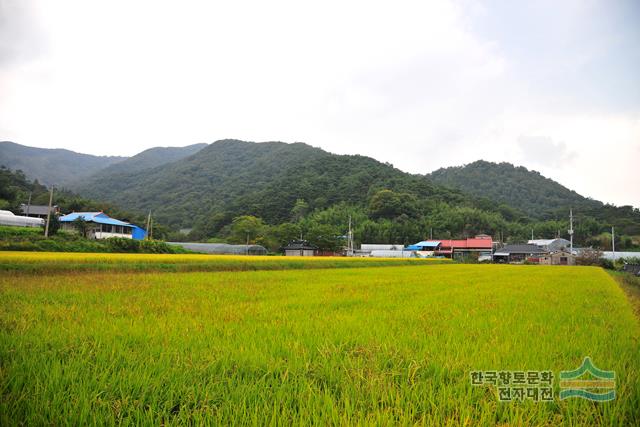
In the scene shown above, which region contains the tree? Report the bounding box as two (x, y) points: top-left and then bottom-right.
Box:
(229, 215), (265, 244)
(291, 199), (309, 222)
(46, 214), (61, 236)
(72, 217), (89, 238)
(268, 222), (302, 248)
(306, 224), (342, 252)
(368, 190), (418, 220)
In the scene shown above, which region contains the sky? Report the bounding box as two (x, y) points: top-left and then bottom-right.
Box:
(1, 0), (639, 207)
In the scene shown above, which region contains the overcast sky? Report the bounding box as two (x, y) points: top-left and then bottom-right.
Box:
(1, 0), (639, 207)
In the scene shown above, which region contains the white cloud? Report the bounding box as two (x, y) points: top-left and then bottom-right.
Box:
(517, 135), (574, 168)
(0, 0), (638, 207)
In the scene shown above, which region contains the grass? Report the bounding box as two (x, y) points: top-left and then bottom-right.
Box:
(1, 263), (639, 425)
(0, 226), (188, 254)
(0, 251), (449, 273)
(609, 270), (640, 319)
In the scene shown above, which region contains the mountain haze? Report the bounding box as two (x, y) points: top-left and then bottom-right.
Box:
(0, 141), (125, 187)
(0, 141), (209, 189)
(79, 143), (208, 181)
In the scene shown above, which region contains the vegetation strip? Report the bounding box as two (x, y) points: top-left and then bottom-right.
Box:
(0, 251), (450, 274)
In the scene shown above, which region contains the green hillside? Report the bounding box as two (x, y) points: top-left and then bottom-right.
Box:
(84, 143), (208, 177)
(76, 139), (468, 229)
(3, 141), (638, 248)
(68, 140), (639, 247)
(428, 160), (640, 234)
(0, 141), (125, 187)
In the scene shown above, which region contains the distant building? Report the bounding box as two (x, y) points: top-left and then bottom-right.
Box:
(59, 212), (146, 240)
(19, 204), (60, 219)
(417, 236), (493, 259)
(357, 244), (405, 257)
(493, 244), (548, 263)
(539, 250), (576, 266)
(282, 240), (317, 256)
(0, 210), (44, 228)
(528, 238), (571, 252)
(601, 251), (640, 260)
(369, 249), (415, 258)
(360, 244), (405, 252)
(404, 241), (442, 257)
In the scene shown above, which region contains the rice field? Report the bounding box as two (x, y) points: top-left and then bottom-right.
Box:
(1, 259), (639, 425)
(0, 251), (449, 273)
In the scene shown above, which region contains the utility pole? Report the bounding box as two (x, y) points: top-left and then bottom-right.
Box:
(145, 210), (152, 240)
(568, 208), (574, 254)
(26, 192), (32, 216)
(347, 215), (354, 256)
(531, 229), (534, 241)
(44, 185), (54, 237)
(611, 226), (615, 261)
(246, 233), (250, 256)
(430, 227), (433, 240)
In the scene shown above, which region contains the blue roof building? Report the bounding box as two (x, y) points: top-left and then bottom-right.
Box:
(405, 241), (441, 251)
(59, 212), (147, 240)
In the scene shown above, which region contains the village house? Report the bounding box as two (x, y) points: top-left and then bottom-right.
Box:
(538, 249), (576, 266)
(492, 244), (548, 263)
(404, 241), (442, 257)
(528, 238), (572, 252)
(420, 236), (494, 260)
(19, 204), (60, 219)
(282, 240), (317, 256)
(59, 212), (146, 240)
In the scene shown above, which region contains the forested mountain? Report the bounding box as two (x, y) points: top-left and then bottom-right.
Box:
(69, 139), (639, 248)
(428, 160), (640, 231)
(84, 143), (208, 178)
(0, 141), (125, 187)
(428, 161), (603, 218)
(0, 141), (208, 189)
(2, 140), (638, 249)
(76, 139), (471, 230)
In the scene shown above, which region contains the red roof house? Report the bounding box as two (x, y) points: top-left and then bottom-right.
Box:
(422, 236), (493, 257)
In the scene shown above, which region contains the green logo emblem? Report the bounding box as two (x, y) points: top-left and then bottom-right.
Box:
(559, 357), (615, 402)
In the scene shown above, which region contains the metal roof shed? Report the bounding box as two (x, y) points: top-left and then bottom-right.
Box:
(406, 241), (441, 250)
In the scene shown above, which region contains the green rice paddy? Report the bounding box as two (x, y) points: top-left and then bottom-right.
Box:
(1, 257), (638, 425)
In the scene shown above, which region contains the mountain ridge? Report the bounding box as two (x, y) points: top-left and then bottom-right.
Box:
(0, 141), (209, 188)
(0, 141), (125, 187)
(75, 139), (466, 229)
(2, 140), (638, 240)
(427, 160), (607, 219)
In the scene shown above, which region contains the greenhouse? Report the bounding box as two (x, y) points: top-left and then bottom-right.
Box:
(167, 242), (268, 255)
(0, 210), (45, 228)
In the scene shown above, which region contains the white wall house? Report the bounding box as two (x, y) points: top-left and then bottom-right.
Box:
(59, 212), (146, 240)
